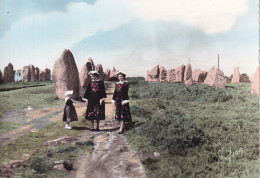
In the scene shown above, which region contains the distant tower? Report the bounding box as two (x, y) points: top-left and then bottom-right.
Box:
(218, 54), (219, 68)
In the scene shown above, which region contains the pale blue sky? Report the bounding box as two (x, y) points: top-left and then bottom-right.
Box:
(0, 0), (258, 77)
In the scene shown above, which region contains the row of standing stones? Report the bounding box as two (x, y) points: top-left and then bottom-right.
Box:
(146, 64), (259, 96)
(52, 49), (120, 100)
(1, 49), (259, 98)
(0, 63), (51, 84)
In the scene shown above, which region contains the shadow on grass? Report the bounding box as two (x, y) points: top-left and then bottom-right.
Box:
(72, 126), (90, 130)
(72, 126), (120, 132)
(124, 121), (144, 131)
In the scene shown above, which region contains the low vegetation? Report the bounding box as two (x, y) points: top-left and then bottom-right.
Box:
(125, 77), (259, 177)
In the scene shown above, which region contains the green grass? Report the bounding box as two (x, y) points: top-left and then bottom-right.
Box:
(13, 141), (93, 178)
(0, 116), (90, 165)
(125, 79), (259, 177)
(0, 82), (64, 117)
(0, 81), (52, 90)
(0, 121), (21, 134)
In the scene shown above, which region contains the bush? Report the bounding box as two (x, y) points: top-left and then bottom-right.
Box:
(136, 107), (207, 155)
(131, 82), (232, 102)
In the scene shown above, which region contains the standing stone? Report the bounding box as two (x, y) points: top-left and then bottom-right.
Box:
(39, 70), (45, 81)
(79, 57), (95, 89)
(95, 64), (105, 80)
(3, 63), (15, 83)
(22, 66), (31, 82)
(231, 66), (240, 84)
(225, 75), (233, 84)
(239, 73), (250, 83)
(104, 69), (110, 81)
(52, 49), (80, 99)
(146, 65), (160, 82)
(0, 70), (3, 84)
(45, 68), (51, 80)
(35, 67), (40, 80)
(159, 66), (167, 82)
(184, 63), (193, 86)
(204, 67), (227, 88)
(192, 69), (207, 83)
(167, 68), (176, 82)
(175, 65), (185, 82)
(110, 67), (119, 79)
(29, 65), (36, 81)
(251, 66), (259, 96)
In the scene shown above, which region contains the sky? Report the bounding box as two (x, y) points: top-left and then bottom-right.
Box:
(0, 0), (258, 77)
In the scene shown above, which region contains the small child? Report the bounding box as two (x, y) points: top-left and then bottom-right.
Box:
(63, 90), (78, 129)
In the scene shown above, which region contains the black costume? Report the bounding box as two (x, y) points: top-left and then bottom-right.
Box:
(83, 80), (107, 120)
(112, 81), (132, 122)
(63, 99), (78, 123)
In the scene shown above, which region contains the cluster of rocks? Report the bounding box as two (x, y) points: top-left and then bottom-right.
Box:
(146, 64), (226, 88)
(22, 65), (51, 81)
(0, 63), (51, 84)
(53, 49), (121, 99)
(78, 57), (119, 88)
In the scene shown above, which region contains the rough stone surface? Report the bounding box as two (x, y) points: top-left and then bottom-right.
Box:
(251, 66), (259, 96)
(167, 68), (176, 82)
(52, 49), (80, 99)
(204, 67), (227, 88)
(231, 66), (240, 83)
(39, 70), (45, 81)
(95, 64), (105, 80)
(159, 66), (167, 82)
(45, 68), (51, 80)
(0, 70), (4, 84)
(184, 63), (193, 86)
(225, 75), (233, 83)
(175, 65), (185, 82)
(240, 73), (250, 83)
(22, 66), (31, 82)
(110, 67), (119, 79)
(79, 57), (95, 88)
(35, 67), (40, 80)
(192, 69), (207, 83)
(3, 63), (15, 83)
(29, 65), (36, 81)
(104, 69), (111, 81)
(146, 65), (160, 82)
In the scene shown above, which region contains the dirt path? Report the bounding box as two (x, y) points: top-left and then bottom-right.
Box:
(73, 130), (147, 178)
(71, 82), (146, 178)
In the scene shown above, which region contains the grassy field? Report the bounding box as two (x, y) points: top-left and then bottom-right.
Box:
(125, 78), (259, 177)
(0, 115), (90, 165)
(0, 81), (91, 166)
(0, 79), (258, 177)
(0, 81), (64, 117)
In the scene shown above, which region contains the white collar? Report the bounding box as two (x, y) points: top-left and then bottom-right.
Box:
(117, 80), (127, 84)
(91, 79), (100, 82)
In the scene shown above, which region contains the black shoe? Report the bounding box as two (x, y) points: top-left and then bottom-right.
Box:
(96, 128), (100, 132)
(118, 131), (123, 134)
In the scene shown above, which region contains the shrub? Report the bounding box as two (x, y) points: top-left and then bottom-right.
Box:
(131, 82), (232, 102)
(136, 107), (207, 155)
